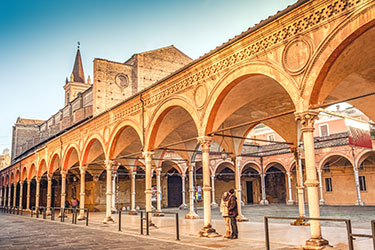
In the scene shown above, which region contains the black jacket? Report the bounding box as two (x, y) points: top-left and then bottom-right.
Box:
(228, 194), (238, 217)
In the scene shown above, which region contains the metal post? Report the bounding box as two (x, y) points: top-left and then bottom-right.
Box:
(62, 208), (65, 223)
(345, 220), (354, 250)
(86, 209), (89, 226)
(51, 208), (55, 221)
(372, 220), (375, 250)
(72, 209), (75, 224)
(264, 217), (270, 250)
(146, 212), (149, 235)
(43, 207), (46, 219)
(118, 210), (122, 231)
(140, 211), (144, 235)
(36, 208), (39, 218)
(176, 213), (180, 240)
(74, 209), (77, 224)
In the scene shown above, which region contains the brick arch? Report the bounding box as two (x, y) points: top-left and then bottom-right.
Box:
(37, 158), (48, 177)
(145, 96), (201, 151)
(14, 170), (20, 183)
(202, 60), (298, 135)
(241, 160), (261, 174)
(318, 153), (353, 171)
(355, 149), (374, 169)
(21, 166), (27, 182)
(48, 152), (61, 174)
(307, 3), (375, 107)
(28, 164), (36, 180)
(213, 160), (234, 175)
(264, 161), (287, 173)
(62, 144), (81, 171)
(160, 160), (184, 175)
(81, 134), (107, 166)
(107, 119), (143, 160)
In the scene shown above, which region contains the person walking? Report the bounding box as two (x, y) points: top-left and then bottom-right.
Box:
(220, 192), (231, 239)
(228, 188), (238, 239)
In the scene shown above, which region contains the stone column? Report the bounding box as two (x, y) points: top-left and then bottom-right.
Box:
(235, 157), (248, 221)
(104, 161), (114, 223)
(155, 167), (163, 215)
(352, 148), (365, 206)
(186, 163), (199, 219)
(7, 184), (11, 207)
(0, 186), (3, 206)
(13, 183), (17, 207)
(197, 136), (219, 237)
(78, 166), (87, 220)
(180, 173), (188, 209)
(60, 170), (67, 216)
(260, 173), (269, 205)
(286, 172), (294, 205)
(129, 171), (137, 215)
(317, 169), (325, 205)
(35, 177), (41, 209)
(112, 172), (116, 212)
(19, 181), (23, 209)
(210, 174), (218, 207)
(26, 180), (31, 210)
(296, 111), (328, 247)
(143, 152), (154, 215)
(46, 174), (52, 215)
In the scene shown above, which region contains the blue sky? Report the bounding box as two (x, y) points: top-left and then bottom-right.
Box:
(0, 0), (297, 151)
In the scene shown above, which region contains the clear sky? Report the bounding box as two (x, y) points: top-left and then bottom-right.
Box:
(0, 0), (297, 152)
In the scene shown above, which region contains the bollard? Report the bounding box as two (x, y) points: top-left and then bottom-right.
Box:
(86, 209), (89, 227)
(345, 220), (354, 250)
(36, 208), (39, 218)
(118, 210), (121, 231)
(72, 209), (75, 224)
(146, 212), (149, 236)
(140, 211), (143, 235)
(43, 208), (46, 219)
(265, 217), (270, 250)
(51, 208), (55, 221)
(372, 220), (375, 250)
(176, 213), (180, 241)
(74, 209), (77, 224)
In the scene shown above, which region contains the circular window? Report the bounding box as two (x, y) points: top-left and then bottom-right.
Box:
(115, 74), (129, 88)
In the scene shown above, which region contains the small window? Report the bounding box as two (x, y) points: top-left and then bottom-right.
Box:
(319, 124), (329, 137)
(267, 134), (275, 144)
(359, 176), (367, 191)
(325, 178), (332, 192)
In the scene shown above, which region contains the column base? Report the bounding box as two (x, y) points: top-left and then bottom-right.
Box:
(77, 214), (86, 220)
(210, 202), (218, 208)
(287, 200), (295, 205)
(185, 211), (199, 219)
(303, 237), (329, 249)
(179, 204), (188, 210)
(198, 224), (220, 238)
(237, 214), (249, 222)
(128, 210), (138, 215)
(154, 211), (164, 217)
(260, 199), (269, 205)
(319, 200), (326, 205)
(355, 200), (365, 206)
(103, 216), (115, 224)
(240, 200), (245, 206)
(290, 218), (309, 226)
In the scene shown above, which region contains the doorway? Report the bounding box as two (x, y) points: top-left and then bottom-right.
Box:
(167, 176), (182, 207)
(246, 181), (253, 204)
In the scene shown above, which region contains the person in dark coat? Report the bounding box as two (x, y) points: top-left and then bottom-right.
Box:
(227, 188), (238, 239)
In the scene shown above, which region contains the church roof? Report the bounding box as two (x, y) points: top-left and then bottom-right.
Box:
(72, 48), (85, 83)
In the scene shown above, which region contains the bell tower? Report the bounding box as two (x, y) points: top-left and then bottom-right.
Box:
(64, 42), (91, 105)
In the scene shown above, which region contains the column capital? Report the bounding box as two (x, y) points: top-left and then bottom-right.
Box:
(105, 160), (114, 170)
(155, 167), (162, 174)
(142, 151), (154, 159)
(80, 166), (87, 174)
(47, 174), (53, 181)
(36, 176), (41, 183)
(286, 171), (292, 177)
(317, 168), (323, 174)
(27, 179), (32, 184)
(197, 136), (212, 146)
(181, 173), (186, 178)
(210, 174), (215, 179)
(60, 170), (68, 176)
(295, 110), (319, 132)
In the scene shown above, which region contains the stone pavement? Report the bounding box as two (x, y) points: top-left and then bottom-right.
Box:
(1, 204), (375, 249)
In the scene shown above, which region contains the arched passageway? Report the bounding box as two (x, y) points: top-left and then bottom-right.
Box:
(265, 164), (286, 203)
(241, 164), (261, 204)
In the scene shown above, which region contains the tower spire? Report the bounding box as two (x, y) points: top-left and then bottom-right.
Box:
(71, 42), (85, 83)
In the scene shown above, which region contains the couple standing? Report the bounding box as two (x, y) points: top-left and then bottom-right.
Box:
(220, 189), (238, 239)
